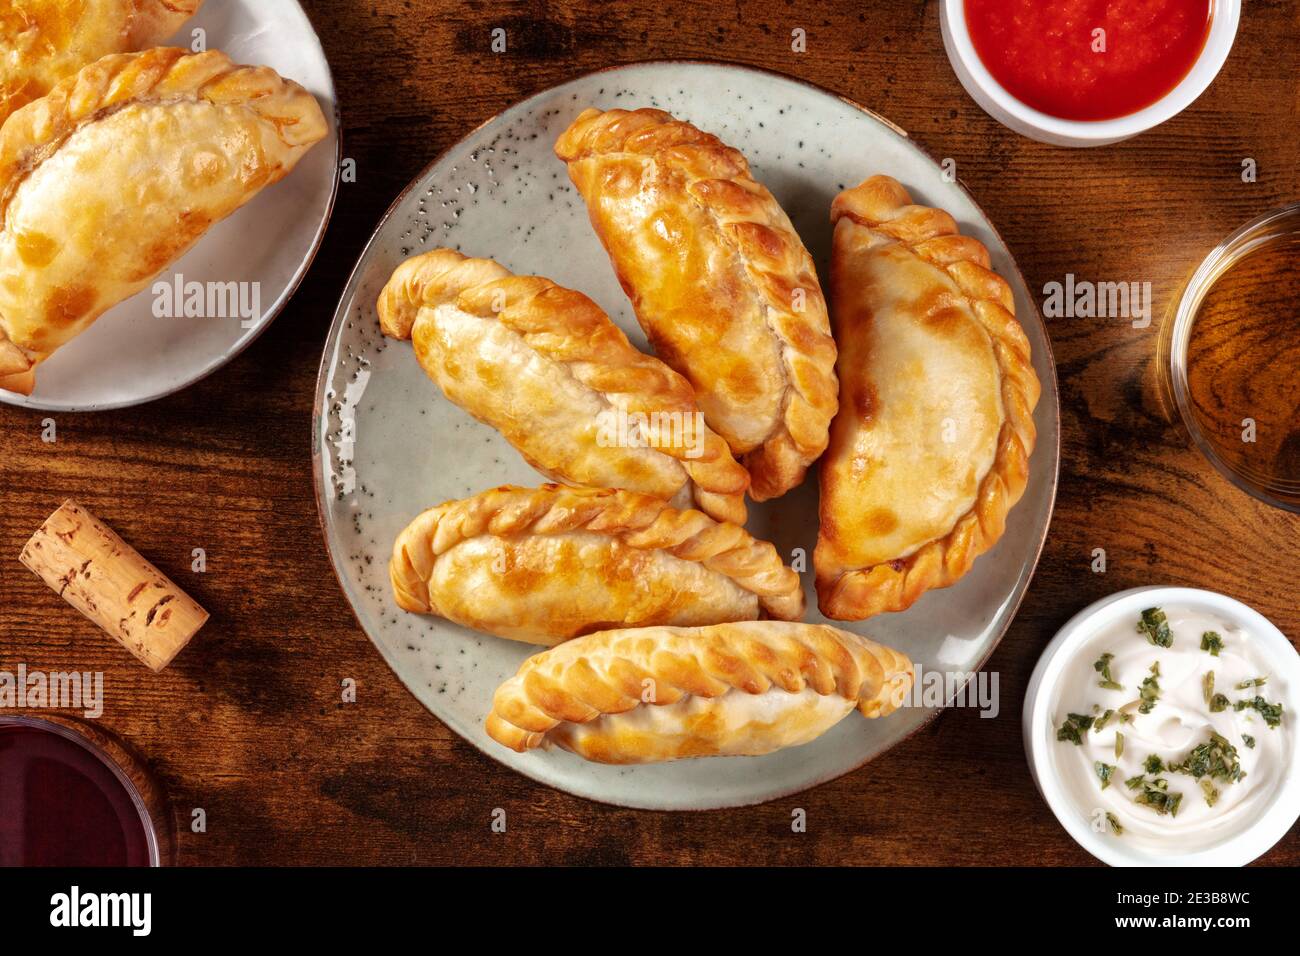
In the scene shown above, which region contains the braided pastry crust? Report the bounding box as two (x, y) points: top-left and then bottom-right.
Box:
(0, 47), (326, 394)
(391, 484), (803, 646)
(815, 176), (1040, 620)
(555, 107), (838, 501)
(485, 621), (914, 763)
(0, 1), (204, 126)
(378, 249), (749, 524)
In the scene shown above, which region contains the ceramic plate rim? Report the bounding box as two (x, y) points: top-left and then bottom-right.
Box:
(311, 58), (1061, 810)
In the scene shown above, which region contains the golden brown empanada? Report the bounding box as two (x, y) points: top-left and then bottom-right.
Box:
(485, 621), (914, 763)
(815, 176), (1040, 620)
(0, 47), (326, 394)
(378, 249), (749, 524)
(555, 108), (838, 501)
(0, 1), (204, 125)
(390, 484), (803, 646)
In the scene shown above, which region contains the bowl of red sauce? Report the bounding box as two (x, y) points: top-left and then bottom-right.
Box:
(941, 0), (1239, 146)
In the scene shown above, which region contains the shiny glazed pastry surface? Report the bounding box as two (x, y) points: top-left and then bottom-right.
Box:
(485, 620), (914, 763)
(555, 107), (838, 501)
(0, 0), (204, 125)
(814, 175), (1040, 620)
(0, 47), (327, 394)
(377, 249), (749, 524)
(390, 484), (804, 646)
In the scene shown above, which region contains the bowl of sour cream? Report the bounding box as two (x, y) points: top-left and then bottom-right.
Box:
(1025, 586), (1299, 865)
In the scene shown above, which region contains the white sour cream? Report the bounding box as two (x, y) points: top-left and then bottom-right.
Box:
(1050, 605), (1293, 853)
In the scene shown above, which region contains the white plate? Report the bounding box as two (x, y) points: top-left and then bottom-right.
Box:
(1, 0), (340, 411)
(313, 61), (1061, 810)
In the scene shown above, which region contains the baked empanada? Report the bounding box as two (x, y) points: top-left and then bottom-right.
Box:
(555, 108), (838, 501)
(815, 176), (1040, 620)
(485, 621), (914, 763)
(390, 484), (803, 646)
(378, 249), (749, 524)
(0, 1), (204, 125)
(0, 47), (326, 394)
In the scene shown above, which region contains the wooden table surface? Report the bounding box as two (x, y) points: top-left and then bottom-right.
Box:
(2, 0), (1297, 866)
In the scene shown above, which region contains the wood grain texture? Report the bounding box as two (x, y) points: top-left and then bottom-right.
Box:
(1, 0), (1297, 866)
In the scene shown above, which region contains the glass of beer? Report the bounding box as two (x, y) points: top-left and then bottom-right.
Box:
(1164, 203), (1300, 512)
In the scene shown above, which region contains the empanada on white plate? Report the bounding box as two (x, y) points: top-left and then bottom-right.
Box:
(390, 484), (803, 647)
(555, 107), (839, 501)
(0, 0), (203, 125)
(0, 47), (326, 394)
(486, 621), (914, 763)
(378, 249), (749, 524)
(815, 175), (1040, 620)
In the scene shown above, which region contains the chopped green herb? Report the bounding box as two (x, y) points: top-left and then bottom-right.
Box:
(1135, 780), (1183, 817)
(1119, 711), (1135, 724)
(1115, 732), (1125, 760)
(1125, 773), (1146, 791)
(1106, 812), (1124, 836)
(1201, 631), (1224, 656)
(1095, 762), (1116, 790)
(1094, 652), (1124, 691)
(1234, 696), (1284, 729)
(1210, 693), (1231, 713)
(1168, 731), (1243, 783)
(1056, 712), (1096, 744)
(1236, 677), (1268, 689)
(1203, 671), (1215, 707)
(1200, 779), (1220, 808)
(1095, 708), (1116, 730)
(1144, 754), (1164, 774)
(1243, 735), (1256, 749)
(1138, 662), (1162, 714)
(1137, 608), (1174, 648)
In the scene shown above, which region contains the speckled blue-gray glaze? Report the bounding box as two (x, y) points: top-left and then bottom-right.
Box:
(313, 62), (1060, 810)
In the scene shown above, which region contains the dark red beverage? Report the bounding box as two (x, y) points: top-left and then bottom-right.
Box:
(0, 718), (157, 867)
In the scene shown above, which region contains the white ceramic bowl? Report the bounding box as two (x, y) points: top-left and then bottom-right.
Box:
(941, 0), (1241, 146)
(1024, 586), (1300, 865)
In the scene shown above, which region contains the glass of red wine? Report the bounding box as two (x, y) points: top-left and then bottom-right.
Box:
(0, 715), (170, 867)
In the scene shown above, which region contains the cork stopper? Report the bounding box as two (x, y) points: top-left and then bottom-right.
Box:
(20, 500), (208, 671)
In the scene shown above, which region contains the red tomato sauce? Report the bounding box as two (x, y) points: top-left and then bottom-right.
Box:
(964, 0), (1214, 121)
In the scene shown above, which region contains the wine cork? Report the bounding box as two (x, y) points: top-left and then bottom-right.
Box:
(20, 500), (208, 671)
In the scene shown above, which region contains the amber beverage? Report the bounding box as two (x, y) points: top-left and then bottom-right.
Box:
(1167, 205), (1300, 511)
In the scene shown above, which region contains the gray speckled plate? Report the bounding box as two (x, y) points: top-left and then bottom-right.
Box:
(312, 62), (1060, 810)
